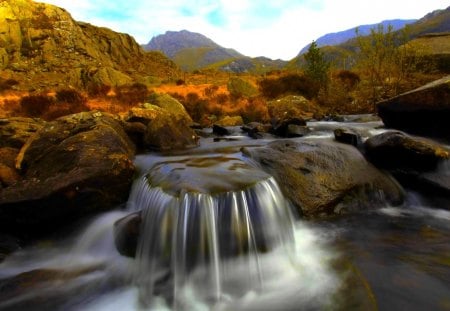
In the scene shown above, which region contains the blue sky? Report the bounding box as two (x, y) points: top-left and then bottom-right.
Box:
(39, 0), (449, 60)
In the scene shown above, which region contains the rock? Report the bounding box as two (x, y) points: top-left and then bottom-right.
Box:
(215, 115), (244, 127)
(286, 124), (310, 137)
(0, 112), (136, 235)
(272, 117), (307, 137)
(377, 75), (450, 140)
(0, 117), (45, 148)
(242, 140), (404, 217)
(364, 131), (449, 171)
(267, 95), (322, 122)
(241, 122), (271, 139)
(0, 0), (180, 91)
(0, 264), (116, 311)
(0, 147), (21, 188)
(113, 212), (141, 258)
(125, 105), (198, 151)
(212, 124), (231, 136)
(334, 128), (361, 147)
(0, 234), (20, 262)
(148, 94), (193, 123)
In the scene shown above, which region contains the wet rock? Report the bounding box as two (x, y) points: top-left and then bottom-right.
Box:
(242, 140), (404, 217)
(0, 264), (120, 311)
(241, 122), (270, 139)
(334, 128), (361, 147)
(0, 117), (45, 148)
(0, 234), (20, 262)
(126, 103), (198, 151)
(0, 112), (136, 235)
(212, 124), (231, 136)
(365, 131), (449, 171)
(113, 212), (141, 258)
(272, 117), (307, 137)
(377, 75), (450, 140)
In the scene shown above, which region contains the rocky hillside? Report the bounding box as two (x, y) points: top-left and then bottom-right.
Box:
(143, 30), (286, 73)
(0, 0), (180, 91)
(298, 19), (416, 55)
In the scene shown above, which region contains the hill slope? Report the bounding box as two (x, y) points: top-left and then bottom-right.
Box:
(0, 0), (180, 91)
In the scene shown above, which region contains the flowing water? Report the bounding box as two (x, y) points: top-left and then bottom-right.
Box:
(0, 119), (449, 310)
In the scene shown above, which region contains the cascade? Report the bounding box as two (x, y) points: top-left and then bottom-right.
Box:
(126, 155), (296, 309)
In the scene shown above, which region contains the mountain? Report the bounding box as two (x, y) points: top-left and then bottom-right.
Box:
(403, 6), (450, 37)
(0, 0), (180, 91)
(291, 6), (450, 71)
(143, 30), (286, 73)
(298, 19), (416, 55)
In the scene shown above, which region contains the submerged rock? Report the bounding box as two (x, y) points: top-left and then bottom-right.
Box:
(0, 112), (136, 235)
(377, 75), (450, 140)
(242, 140), (404, 217)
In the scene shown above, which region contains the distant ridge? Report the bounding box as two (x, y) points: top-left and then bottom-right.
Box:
(298, 19), (416, 55)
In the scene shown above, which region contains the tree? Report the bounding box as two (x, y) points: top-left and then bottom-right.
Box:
(303, 41), (330, 88)
(355, 24), (421, 103)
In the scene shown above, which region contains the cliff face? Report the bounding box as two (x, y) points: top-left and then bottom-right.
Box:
(0, 0), (180, 90)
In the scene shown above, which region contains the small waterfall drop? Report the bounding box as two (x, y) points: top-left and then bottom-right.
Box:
(127, 155), (296, 309)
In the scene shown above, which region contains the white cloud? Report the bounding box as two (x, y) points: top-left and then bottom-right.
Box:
(37, 0), (449, 60)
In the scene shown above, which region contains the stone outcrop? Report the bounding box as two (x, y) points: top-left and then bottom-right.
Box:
(377, 75), (450, 140)
(0, 111), (136, 235)
(242, 140), (404, 217)
(0, 0), (180, 90)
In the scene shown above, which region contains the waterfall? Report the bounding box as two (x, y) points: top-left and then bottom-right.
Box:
(128, 172), (296, 309)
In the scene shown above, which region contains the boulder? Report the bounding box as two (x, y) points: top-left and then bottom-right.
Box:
(0, 147), (21, 187)
(125, 104), (198, 151)
(267, 95), (321, 122)
(149, 94), (193, 123)
(334, 128), (361, 147)
(0, 111), (136, 235)
(364, 131), (449, 171)
(212, 124), (231, 136)
(365, 131), (450, 203)
(242, 140), (404, 217)
(377, 75), (450, 140)
(214, 116), (244, 127)
(113, 212), (141, 258)
(271, 117), (307, 137)
(0, 117), (45, 148)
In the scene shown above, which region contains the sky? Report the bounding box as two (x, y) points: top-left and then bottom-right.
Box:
(39, 0), (449, 60)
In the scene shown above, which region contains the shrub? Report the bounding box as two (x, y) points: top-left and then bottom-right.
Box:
(227, 77), (258, 99)
(175, 79), (185, 86)
(87, 83), (111, 97)
(56, 89), (87, 105)
(176, 92), (208, 123)
(115, 83), (148, 106)
(333, 70), (360, 91)
(239, 97), (270, 123)
(258, 73), (320, 99)
(19, 94), (55, 117)
(0, 78), (19, 92)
